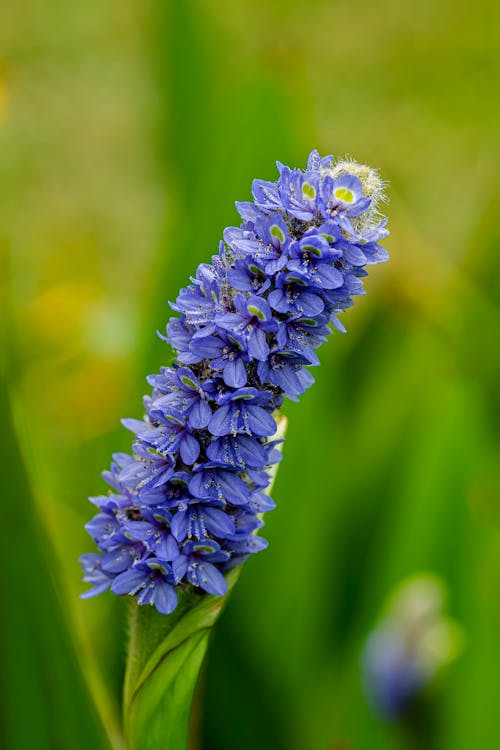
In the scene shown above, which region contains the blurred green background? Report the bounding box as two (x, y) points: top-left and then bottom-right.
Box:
(1, 1), (500, 748)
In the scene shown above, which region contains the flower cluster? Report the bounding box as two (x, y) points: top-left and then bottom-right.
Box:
(81, 150), (389, 614)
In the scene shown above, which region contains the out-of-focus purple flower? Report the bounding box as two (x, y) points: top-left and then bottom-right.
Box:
(362, 575), (464, 721)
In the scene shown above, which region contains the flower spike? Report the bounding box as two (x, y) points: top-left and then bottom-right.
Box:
(81, 150), (390, 614)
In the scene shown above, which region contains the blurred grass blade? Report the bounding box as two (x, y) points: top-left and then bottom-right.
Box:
(1, 387), (111, 750)
(0, 242), (110, 750)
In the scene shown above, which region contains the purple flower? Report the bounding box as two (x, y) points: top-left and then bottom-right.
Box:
(80, 553), (114, 598)
(117, 444), (176, 490)
(227, 258), (271, 296)
(275, 315), (331, 365)
(237, 214), (291, 275)
(162, 317), (198, 365)
(320, 174), (371, 221)
(287, 232), (344, 290)
(100, 532), (148, 574)
(216, 294), (277, 361)
(173, 540), (229, 595)
(124, 517), (179, 561)
(128, 409), (200, 465)
(188, 463), (250, 506)
(208, 388), (276, 438)
(189, 329), (249, 389)
(257, 351), (315, 400)
(149, 366), (213, 429)
(361, 576), (462, 721)
(206, 434), (270, 470)
(112, 559), (178, 615)
(280, 167), (321, 221)
(171, 262), (225, 326)
(268, 271), (325, 318)
(170, 504), (235, 543)
(82, 150), (389, 614)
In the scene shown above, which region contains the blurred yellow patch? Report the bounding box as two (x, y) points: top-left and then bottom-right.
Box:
(22, 357), (130, 442)
(0, 78), (7, 121)
(28, 282), (101, 350)
(54, 359), (130, 439)
(27, 283), (137, 360)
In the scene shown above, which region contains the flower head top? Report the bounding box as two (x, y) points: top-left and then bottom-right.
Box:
(81, 150), (390, 614)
